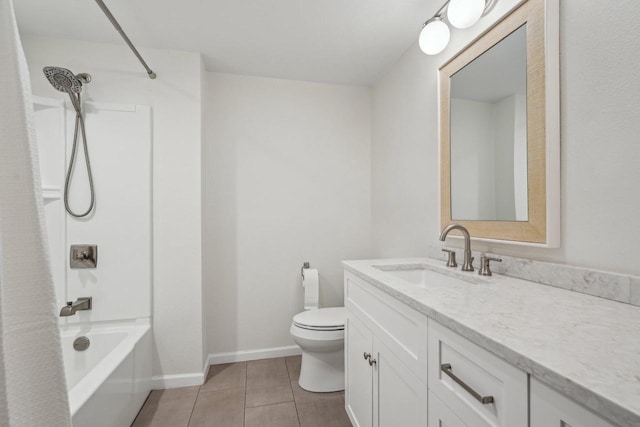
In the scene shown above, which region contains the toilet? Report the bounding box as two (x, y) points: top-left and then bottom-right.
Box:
(290, 306), (346, 392)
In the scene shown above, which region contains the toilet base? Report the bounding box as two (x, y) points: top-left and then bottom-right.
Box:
(298, 345), (345, 392)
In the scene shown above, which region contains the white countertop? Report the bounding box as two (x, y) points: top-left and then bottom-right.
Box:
(343, 258), (640, 427)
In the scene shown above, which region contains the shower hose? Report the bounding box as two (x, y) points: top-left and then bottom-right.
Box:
(64, 91), (95, 218)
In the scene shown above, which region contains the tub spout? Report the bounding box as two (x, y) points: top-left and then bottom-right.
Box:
(60, 297), (92, 317)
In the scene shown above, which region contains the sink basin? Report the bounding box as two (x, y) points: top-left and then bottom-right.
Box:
(372, 263), (486, 286)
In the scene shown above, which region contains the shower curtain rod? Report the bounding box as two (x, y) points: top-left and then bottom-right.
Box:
(93, 0), (157, 79)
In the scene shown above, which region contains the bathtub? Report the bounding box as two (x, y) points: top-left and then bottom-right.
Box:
(60, 319), (152, 427)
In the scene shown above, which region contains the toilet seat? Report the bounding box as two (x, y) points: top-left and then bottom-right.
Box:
(292, 307), (346, 331)
(290, 323), (344, 341)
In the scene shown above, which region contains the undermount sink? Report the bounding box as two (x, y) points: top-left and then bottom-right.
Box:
(372, 263), (487, 286)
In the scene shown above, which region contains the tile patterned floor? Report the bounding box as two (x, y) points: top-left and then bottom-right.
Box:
(132, 356), (352, 427)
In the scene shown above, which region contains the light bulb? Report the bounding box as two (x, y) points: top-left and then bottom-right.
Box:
(447, 0), (485, 29)
(419, 17), (451, 55)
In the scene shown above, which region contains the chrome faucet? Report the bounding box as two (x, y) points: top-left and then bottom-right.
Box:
(59, 297), (92, 317)
(439, 224), (474, 271)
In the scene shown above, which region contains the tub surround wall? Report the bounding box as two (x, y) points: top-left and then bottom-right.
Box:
(204, 72), (372, 359)
(34, 98), (152, 322)
(371, 1), (640, 276)
(23, 36), (205, 384)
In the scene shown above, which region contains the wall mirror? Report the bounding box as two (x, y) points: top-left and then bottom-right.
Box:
(439, 0), (559, 246)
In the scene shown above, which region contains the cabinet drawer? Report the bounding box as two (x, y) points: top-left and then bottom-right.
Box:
(530, 379), (615, 427)
(345, 272), (428, 383)
(428, 390), (467, 427)
(428, 321), (527, 427)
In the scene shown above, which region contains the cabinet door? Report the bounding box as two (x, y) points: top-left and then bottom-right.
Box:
(374, 337), (429, 427)
(346, 314), (374, 427)
(530, 379), (615, 427)
(428, 391), (467, 427)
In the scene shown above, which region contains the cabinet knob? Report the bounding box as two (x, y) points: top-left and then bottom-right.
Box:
(363, 352), (371, 361)
(368, 357), (377, 367)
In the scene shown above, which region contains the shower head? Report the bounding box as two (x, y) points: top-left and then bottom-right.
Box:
(43, 67), (90, 94)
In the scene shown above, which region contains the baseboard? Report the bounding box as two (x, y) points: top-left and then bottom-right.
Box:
(202, 353), (213, 382)
(151, 371), (205, 390)
(210, 345), (301, 365)
(152, 346), (300, 389)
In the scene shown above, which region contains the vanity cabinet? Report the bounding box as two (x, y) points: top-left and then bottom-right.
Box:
(530, 379), (616, 427)
(344, 273), (429, 427)
(344, 270), (623, 427)
(346, 314), (429, 427)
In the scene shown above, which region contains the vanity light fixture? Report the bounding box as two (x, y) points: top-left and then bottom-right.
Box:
(448, 0), (486, 28)
(419, 17), (451, 55)
(419, 0), (490, 55)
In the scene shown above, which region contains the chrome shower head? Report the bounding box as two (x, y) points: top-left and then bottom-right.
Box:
(43, 66), (90, 94)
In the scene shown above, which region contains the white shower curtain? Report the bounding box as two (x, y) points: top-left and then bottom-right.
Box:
(0, 0), (71, 425)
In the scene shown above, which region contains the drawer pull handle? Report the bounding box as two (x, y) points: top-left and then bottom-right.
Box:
(440, 363), (494, 404)
(363, 352), (371, 361)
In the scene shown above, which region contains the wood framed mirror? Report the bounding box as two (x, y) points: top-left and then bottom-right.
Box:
(439, 0), (559, 247)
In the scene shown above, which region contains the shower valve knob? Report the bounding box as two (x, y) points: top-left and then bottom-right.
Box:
(70, 245), (98, 269)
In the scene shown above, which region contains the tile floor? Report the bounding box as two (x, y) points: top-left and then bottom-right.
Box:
(132, 356), (352, 427)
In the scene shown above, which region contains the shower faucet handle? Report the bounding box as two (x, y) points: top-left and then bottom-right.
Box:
(70, 245), (98, 269)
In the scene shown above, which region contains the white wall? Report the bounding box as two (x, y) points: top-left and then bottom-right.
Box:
(372, 1), (640, 275)
(450, 98), (495, 220)
(204, 72), (372, 355)
(450, 94), (525, 221)
(23, 36), (205, 378)
(493, 95), (516, 220)
(513, 93), (527, 220)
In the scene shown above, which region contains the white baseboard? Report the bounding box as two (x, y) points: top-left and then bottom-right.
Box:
(202, 353), (213, 382)
(152, 346), (300, 389)
(151, 371), (205, 390)
(210, 345), (301, 365)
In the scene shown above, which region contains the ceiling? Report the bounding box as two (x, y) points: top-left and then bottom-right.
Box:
(15, 0), (437, 86)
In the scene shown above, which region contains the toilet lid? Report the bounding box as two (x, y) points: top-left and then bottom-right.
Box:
(293, 307), (346, 330)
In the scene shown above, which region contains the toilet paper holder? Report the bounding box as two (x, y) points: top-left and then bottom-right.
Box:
(301, 262), (310, 279)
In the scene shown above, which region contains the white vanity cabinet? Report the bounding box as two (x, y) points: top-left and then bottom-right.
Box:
(530, 379), (616, 427)
(344, 272), (429, 427)
(344, 269), (625, 427)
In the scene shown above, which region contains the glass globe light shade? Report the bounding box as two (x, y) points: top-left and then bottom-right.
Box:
(447, 0), (485, 29)
(419, 18), (451, 55)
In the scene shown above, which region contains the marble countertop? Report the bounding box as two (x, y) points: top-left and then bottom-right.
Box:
(343, 258), (640, 427)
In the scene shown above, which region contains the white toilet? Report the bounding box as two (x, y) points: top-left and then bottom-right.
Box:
(290, 306), (346, 392)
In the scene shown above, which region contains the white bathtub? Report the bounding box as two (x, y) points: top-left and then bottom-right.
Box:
(60, 319), (152, 427)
